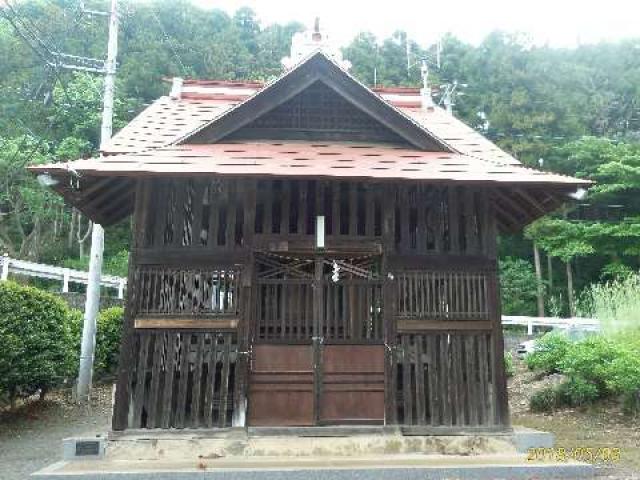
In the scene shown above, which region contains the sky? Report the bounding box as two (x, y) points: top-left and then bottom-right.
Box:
(192, 0), (640, 48)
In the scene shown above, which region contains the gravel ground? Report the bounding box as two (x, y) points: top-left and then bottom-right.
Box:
(0, 385), (112, 480)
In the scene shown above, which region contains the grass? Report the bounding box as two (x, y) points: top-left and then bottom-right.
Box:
(578, 273), (640, 333)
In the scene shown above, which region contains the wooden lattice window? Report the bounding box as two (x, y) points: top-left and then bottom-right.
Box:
(228, 81), (410, 144)
(395, 270), (490, 321)
(135, 267), (241, 318)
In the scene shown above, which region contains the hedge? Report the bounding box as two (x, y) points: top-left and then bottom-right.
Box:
(0, 281), (76, 406)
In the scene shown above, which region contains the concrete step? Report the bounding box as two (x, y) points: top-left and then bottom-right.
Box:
(33, 453), (595, 479)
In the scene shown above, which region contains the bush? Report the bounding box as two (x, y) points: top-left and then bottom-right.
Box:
(530, 387), (557, 413)
(0, 281), (76, 407)
(526, 332), (571, 374)
(95, 307), (124, 376)
(558, 378), (600, 406)
(527, 331), (640, 410)
(504, 352), (514, 377)
(67, 306), (124, 378)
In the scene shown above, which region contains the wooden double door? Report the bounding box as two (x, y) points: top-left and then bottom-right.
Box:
(248, 253), (386, 426)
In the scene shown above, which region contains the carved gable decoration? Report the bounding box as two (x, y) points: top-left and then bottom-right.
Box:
(180, 52), (451, 152)
(226, 81), (410, 144)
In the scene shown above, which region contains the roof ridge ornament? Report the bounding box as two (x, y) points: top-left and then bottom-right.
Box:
(281, 18), (351, 71)
(420, 60), (434, 111)
(170, 77), (183, 100)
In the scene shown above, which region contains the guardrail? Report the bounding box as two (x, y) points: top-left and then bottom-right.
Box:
(0, 254), (126, 299)
(502, 315), (599, 336)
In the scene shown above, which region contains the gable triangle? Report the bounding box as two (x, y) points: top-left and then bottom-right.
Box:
(179, 52), (452, 152)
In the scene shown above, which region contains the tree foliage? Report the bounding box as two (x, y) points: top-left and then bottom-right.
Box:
(1, 0), (640, 306)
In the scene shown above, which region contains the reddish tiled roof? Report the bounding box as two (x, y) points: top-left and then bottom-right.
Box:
(33, 141), (587, 186)
(103, 97), (237, 154)
(103, 84), (521, 167)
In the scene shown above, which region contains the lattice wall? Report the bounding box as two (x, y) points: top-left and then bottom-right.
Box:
(396, 332), (498, 427)
(128, 331), (238, 429)
(143, 178), (492, 256)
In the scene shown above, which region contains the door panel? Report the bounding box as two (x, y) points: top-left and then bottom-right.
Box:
(320, 345), (385, 424)
(248, 344), (314, 426)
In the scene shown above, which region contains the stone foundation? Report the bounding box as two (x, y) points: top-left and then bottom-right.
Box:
(106, 428), (519, 462)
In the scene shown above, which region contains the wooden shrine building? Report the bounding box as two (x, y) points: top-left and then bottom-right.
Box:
(31, 33), (588, 433)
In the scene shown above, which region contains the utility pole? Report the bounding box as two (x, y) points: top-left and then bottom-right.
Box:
(77, 0), (118, 402)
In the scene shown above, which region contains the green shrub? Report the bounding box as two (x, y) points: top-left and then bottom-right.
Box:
(526, 332), (571, 374)
(0, 281), (76, 406)
(504, 352), (514, 377)
(67, 306), (124, 378)
(95, 307), (124, 376)
(561, 378), (600, 406)
(530, 387), (557, 413)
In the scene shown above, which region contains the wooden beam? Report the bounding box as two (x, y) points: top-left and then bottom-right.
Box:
(396, 320), (493, 332)
(134, 316), (239, 330)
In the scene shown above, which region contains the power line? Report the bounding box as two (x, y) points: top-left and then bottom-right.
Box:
(149, 8), (188, 76)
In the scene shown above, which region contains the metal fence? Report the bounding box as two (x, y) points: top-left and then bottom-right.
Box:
(0, 254), (126, 298)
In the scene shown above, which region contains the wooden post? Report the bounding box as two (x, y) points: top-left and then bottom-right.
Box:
(382, 183), (397, 424)
(233, 180), (256, 427)
(312, 256), (324, 424)
(112, 179), (150, 431)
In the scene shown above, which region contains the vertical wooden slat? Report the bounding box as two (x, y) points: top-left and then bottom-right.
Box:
(332, 182), (340, 236)
(365, 185), (375, 237)
(465, 335), (478, 426)
(349, 182), (358, 236)
(427, 334), (438, 426)
(131, 333), (150, 428)
(417, 188), (428, 253)
(218, 335), (231, 427)
(440, 334), (452, 426)
(160, 332), (176, 428)
(264, 180), (273, 235)
(448, 186), (460, 253)
(463, 188), (476, 253)
(281, 180), (291, 235)
(400, 186), (410, 252)
(414, 335), (426, 425)
(190, 334), (205, 427)
(203, 335), (218, 427)
(226, 182), (237, 248)
(454, 335), (466, 426)
(146, 333), (163, 428)
(298, 180), (308, 235)
(477, 335), (488, 425)
(402, 335), (413, 425)
(174, 333), (191, 428)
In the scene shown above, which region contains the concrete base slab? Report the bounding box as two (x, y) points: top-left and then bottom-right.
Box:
(104, 429), (518, 461)
(33, 454), (595, 479)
